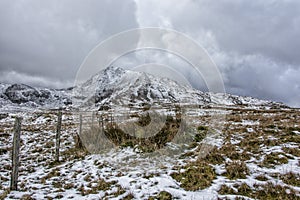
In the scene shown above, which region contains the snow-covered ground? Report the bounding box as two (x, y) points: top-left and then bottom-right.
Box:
(0, 107), (299, 200)
(0, 66), (298, 199)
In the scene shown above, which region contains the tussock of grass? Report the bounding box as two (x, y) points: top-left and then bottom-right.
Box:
(219, 143), (251, 161)
(197, 125), (208, 131)
(282, 134), (300, 144)
(109, 185), (127, 198)
(43, 168), (60, 181)
(0, 189), (10, 200)
(280, 172), (300, 187)
(121, 192), (134, 200)
(252, 182), (298, 200)
(260, 152), (289, 168)
(218, 184), (235, 195)
(20, 194), (34, 200)
(219, 182), (298, 200)
(78, 110), (183, 153)
(202, 146), (224, 165)
(225, 161), (249, 179)
(148, 191), (173, 200)
(61, 147), (88, 161)
(52, 180), (63, 188)
(171, 161), (216, 191)
(0, 148), (8, 155)
(239, 137), (262, 154)
(192, 125), (209, 143)
(236, 183), (252, 196)
(63, 182), (75, 190)
(255, 174), (268, 181)
(266, 124), (276, 129)
(135, 112), (151, 127)
(95, 113), (181, 153)
(77, 178), (116, 195)
(282, 147), (300, 157)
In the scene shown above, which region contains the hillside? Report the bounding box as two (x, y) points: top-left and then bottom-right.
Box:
(0, 66), (299, 199)
(0, 66), (286, 112)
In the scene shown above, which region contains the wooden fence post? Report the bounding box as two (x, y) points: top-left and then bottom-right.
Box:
(55, 111), (62, 162)
(91, 111), (95, 129)
(101, 114), (104, 131)
(75, 114), (84, 149)
(10, 117), (22, 191)
(79, 114), (82, 136)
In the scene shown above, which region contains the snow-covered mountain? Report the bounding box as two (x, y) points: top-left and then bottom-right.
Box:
(0, 83), (73, 111)
(0, 66), (287, 111)
(72, 66), (211, 108)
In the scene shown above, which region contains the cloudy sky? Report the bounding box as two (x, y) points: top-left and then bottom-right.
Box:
(0, 0), (299, 107)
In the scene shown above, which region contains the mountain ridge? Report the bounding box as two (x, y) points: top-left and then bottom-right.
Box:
(0, 66), (288, 111)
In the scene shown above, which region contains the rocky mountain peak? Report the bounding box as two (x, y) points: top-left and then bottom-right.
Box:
(0, 66), (288, 111)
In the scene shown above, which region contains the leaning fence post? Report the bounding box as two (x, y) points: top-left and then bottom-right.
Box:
(10, 117), (22, 191)
(55, 111), (62, 162)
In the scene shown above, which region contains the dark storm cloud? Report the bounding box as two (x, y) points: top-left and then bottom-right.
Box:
(135, 0), (300, 107)
(0, 0), (299, 107)
(136, 0), (300, 66)
(174, 1), (300, 66)
(0, 0), (138, 88)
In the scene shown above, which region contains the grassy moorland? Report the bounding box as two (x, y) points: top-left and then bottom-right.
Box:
(0, 107), (299, 199)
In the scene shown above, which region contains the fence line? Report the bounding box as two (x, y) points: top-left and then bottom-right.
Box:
(3, 110), (128, 191)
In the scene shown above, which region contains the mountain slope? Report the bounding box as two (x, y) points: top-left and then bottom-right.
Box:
(73, 66), (286, 109)
(0, 66), (287, 111)
(0, 83), (72, 111)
